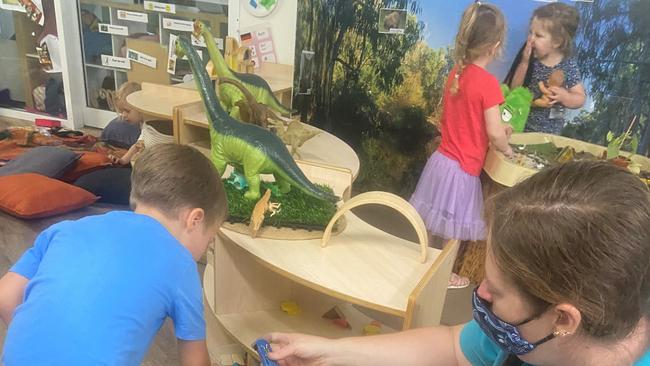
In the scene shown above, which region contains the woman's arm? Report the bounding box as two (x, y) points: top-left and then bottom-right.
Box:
(267, 324), (471, 366)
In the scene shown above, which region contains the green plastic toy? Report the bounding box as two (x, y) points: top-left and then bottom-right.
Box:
(500, 85), (533, 133)
(175, 38), (336, 202)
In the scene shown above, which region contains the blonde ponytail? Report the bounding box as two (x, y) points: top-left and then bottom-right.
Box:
(449, 2), (505, 95)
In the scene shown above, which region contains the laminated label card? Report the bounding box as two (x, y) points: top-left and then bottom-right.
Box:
(144, 1), (175, 14)
(117, 10), (148, 23)
(101, 55), (131, 70)
(127, 49), (157, 69)
(98, 23), (129, 36)
(163, 18), (193, 32)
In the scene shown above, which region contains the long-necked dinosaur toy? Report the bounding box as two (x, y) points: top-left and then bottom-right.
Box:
(175, 37), (336, 202)
(194, 21), (292, 118)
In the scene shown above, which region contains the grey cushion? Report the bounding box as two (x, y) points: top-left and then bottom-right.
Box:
(100, 117), (141, 148)
(0, 146), (80, 178)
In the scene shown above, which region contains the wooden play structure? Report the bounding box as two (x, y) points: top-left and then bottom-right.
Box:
(126, 73), (458, 366)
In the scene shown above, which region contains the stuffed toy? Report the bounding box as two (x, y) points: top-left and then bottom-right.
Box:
(500, 85), (533, 133)
(532, 69), (565, 108)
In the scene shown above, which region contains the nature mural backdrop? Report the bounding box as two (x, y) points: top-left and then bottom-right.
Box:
(292, 0), (649, 197)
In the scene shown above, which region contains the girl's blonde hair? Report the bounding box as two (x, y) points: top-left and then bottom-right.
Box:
(114, 81), (141, 113)
(450, 2), (505, 94)
(533, 3), (580, 56)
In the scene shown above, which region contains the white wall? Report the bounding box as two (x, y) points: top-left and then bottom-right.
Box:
(233, 0), (297, 66)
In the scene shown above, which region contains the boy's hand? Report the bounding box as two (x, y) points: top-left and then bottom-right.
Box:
(108, 154), (122, 165)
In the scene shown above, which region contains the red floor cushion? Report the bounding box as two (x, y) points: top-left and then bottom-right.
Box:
(0, 173), (98, 219)
(61, 152), (113, 182)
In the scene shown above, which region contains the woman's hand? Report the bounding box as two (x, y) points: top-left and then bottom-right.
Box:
(265, 333), (334, 366)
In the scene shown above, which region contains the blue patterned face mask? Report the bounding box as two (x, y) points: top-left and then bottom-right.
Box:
(472, 289), (555, 355)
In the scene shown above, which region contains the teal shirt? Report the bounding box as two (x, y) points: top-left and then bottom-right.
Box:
(461, 320), (650, 366)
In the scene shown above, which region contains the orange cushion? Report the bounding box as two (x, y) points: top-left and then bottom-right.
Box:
(61, 152), (113, 182)
(0, 173), (98, 219)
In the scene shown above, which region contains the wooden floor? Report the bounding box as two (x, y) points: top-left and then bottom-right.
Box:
(0, 117), (473, 365)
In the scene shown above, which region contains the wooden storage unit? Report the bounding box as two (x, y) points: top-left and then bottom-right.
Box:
(204, 214), (459, 365)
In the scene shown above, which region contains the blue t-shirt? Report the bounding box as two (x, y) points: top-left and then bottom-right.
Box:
(525, 57), (582, 135)
(2, 211), (205, 366)
(461, 320), (650, 366)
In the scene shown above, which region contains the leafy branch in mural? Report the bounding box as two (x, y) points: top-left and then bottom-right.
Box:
(571, 0), (649, 155)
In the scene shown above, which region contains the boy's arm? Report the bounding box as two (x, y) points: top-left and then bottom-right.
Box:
(117, 140), (144, 165)
(0, 272), (29, 326)
(178, 339), (210, 366)
(548, 83), (586, 109)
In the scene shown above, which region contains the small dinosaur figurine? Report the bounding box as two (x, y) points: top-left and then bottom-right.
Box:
(533, 69), (565, 108)
(176, 38), (336, 202)
(215, 77), (286, 129)
(500, 85), (533, 133)
(193, 21), (292, 119)
(249, 188), (281, 238)
(270, 119), (322, 159)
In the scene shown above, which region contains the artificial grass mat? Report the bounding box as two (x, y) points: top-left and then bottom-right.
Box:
(224, 179), (337, 230)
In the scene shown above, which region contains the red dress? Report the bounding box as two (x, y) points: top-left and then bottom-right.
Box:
(437, 64), (504, 176)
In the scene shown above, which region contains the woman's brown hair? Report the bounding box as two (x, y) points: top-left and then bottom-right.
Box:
(485, 160), (650, 340)
(450, 2), (505, 94)
(533, 3), (580, 56)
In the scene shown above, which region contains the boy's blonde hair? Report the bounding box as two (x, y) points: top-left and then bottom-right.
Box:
(451, 2), (505, 94)
(114, 81), (141, 113)
(533, 3), (580, 56)
(130, 144), (228, 228)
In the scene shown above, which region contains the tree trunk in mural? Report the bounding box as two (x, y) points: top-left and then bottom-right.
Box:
(295, 0), (423, 129)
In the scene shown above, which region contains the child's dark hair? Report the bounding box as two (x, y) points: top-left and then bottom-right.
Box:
(486, 160), (650, 341)
(533, 3), (580, 56)
(130, 144), (228, 227)
(450, 2), (505, 95)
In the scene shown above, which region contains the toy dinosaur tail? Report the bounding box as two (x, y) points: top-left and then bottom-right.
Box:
(270, 157), (338, 202)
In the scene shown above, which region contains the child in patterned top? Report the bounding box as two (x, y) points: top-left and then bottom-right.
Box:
(507, 3), (586, 135)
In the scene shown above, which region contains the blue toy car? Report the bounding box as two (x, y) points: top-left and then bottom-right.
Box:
(253, 338), (279, 366)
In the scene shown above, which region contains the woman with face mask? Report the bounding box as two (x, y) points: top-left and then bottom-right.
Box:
(263, 159), (650, 366)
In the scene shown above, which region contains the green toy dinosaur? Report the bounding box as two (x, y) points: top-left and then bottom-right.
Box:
(193, 21), (292, 119)
(175, 37), (336, 202)
(500, 85), (533, 133)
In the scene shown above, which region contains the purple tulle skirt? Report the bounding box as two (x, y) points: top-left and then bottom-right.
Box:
(409, 151), (486, 241)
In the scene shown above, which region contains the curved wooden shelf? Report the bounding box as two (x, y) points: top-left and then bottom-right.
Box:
(321, 191), (428, 263)
(204, 263), (398, 357)
(219, 212), (441, 316)
(484, 132), (650, 187)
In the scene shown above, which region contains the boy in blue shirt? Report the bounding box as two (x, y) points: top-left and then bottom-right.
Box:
(0, 143), (227, 366)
